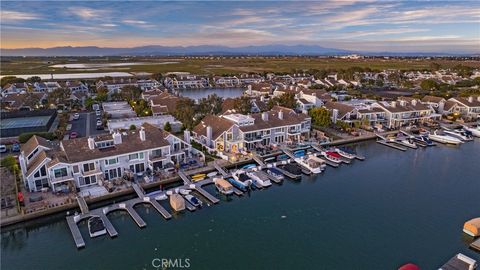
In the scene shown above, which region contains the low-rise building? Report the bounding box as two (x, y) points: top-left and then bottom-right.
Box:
(164, 75), (209, 89)
(150, 92), (183, 116)
(448, 96), (480, 119)
(372, 99), (436, 128)
(2, 82), (29, 95)
(18, 124), (193, 192)
(192, 106), (311, 154)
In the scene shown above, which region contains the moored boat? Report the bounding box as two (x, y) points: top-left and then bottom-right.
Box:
(191, 174), (206, 182)
(214, 178), (234, 195)
(463, 125), (480, 137)
(169, 194), (186, 212)
(443, 128), (473, 141)
(232, 169), (253, 187)
(246, 171), (272, 187)
(280, 163), (302, 179)
(264, 167), (284, 181)
(428, 130), (462, 145)
(294, 156), (323, 174)
(184, 194), (203, 208)
(322, 151), (343, 164)
(334, 148), (356, 159)
(463, 217), (480, 237)
(412, 135), (435, 146)
(88, 216), (107, 238)
(226, 177), (248, 191)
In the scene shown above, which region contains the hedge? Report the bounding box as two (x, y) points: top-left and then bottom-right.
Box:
(18, 132), (56, 144)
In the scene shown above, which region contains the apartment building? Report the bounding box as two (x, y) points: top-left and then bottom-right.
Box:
(19, 124), (192, 192)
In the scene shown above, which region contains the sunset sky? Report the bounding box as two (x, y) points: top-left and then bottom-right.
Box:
(1, 0), (479, 53)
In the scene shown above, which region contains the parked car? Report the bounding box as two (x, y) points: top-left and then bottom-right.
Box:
(11, 143), (20, 152)
(96, 120), (103, 130)
(95, 110), (101, 116)
(69, 132), (78, 139)
(0, 145), (7, 153)
(73, 113), (80, 120)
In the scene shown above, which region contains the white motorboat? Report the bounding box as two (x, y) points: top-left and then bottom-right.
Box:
(155, 193), (168, 201)
(264, 167), (284, 181)
(321, 151), (343, 164)
(246, 171), (272, 187)
(179, 188), (191, 195)
(334, 148), (356, 159)
(463, 125), (480, 137)
(88, 216), (107, 238)
(206, 171), (218, 178)
(294, 156), (323, 174)
(428, 130), (463, 145)
(396, 137), (418, 149)
(232, 169), (253, 187)
(443, 129), (473, 141)
(184, 194), (203, 207)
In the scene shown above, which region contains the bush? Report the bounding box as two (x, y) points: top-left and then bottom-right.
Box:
(129, 124), (136, 130)
(18, 132), (56, 143)
(1, 155), (20, 174)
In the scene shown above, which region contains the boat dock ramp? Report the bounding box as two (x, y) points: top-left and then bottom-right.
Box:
(471, 238), (480, 252)
(439, 253), (477, 270)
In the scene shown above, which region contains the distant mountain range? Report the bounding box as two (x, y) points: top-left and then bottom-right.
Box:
(0, 45), (474, 57)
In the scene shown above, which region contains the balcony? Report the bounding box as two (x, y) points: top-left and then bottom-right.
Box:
(51, 174), (74, 184)
(82, 169), (103, 177)
(244, 135), (262, 142)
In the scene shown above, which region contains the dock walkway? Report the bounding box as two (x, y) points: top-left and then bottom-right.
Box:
(66, 216), (85, 248)
(76, 196), (89, 215)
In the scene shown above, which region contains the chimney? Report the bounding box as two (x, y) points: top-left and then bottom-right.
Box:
(278, 110), (284, 120)
(206, 126), (212, 147)
(399, 100), (406, 106)
(411, 99), (417, 106)
(139, 127), (146, 141)
(468, 96), (473, 103)
(260, 95), (265, 102)
(87, 137), (95, 150)
(113, 131), (122, 144)
(262, 112), (269, 121)
(438, 100), (445, 113)
(391, 101), (397, 108)
(184, 129), (191, 144)
(332, 109), (339, 123)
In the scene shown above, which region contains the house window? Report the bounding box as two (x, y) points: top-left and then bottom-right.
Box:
(96, 140), (114, 149)
(27, 148), (39, 161)
(129, 163), (145, 173)
(53, 168), (68, 178)
(73, 165), (79, 173)
(34, 178), (49, 190)
(34, 165), (47, 178)
(79, 175), (97, 186)
(105, 158), (118, 166)
(129, 152), (144, 161)
(83, 162), (95, 172)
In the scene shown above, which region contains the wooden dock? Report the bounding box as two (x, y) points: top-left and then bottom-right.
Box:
(195, 186), (219, 204)
(149, 199), (172, 219)
(439, 253), (477, 270)
(231, 186), (244, 196)
(66, 216), (85, 248)
(125, 204), (146, 228)
(470, 238), (480, 252)
(213, 161), (229, 177)
(132, 183), (145, 199)
(99, 213), (118, 237)
(76, 196), (89, 214)
(252, 154), (265, 166)
(376, 140), (407, 151)
(178, 171), (192, 185)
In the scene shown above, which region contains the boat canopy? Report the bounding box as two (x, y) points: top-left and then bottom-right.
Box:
(215, 178), (233, 189)
(464, 217), (480, 237)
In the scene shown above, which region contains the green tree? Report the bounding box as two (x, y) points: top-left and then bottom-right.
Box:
(277, 92), (297, 109)
(164, 122), (172, 132)
(85, 97), (95, 109)
(233, 96), (252, 114)
(420, 79), (439, 91)
(174, 98), (197, 130)
(95, 86), (109, 102)
(0, 76), (25, 87)
(48, 87), (71, 106)
(121, 85), (142, 101)
(26, 76), (42, 83)
(198, 94), (223, 116)
(129, 124), (136, 130)
(1, 155), (20, 175)
(308, 107), (332, 127)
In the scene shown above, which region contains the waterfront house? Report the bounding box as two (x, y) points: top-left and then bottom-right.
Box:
(213, 76), (240, 87)
(238, 74), (264, 84)
(18, 124), (193, 192)
(448, 96), (480, 119)
(164, 75), (209, 89)
(192, 106), (311, 155)
(372, 99), (436, 128)
(245, 83), (272, 96)
(323, 102), (358, 124)
(96, 78), (138, 94)
(356, 107), (387, 126)
(421, 95), (446, 112)
(58, 81), (89, 93)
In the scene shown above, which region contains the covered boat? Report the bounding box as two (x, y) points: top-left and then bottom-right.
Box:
(214, 178), (234, 195)
(88, 216), (107, 238)
(463, 217), (480, 237)
(169, 194), (186, 212)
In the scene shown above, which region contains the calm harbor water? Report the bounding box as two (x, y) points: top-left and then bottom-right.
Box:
(1, 140), (479, 270)
(177, 87), (245, 100)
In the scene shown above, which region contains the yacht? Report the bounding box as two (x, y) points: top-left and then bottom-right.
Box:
(264, 167), (284, 181)
(412, 135), (435, 147)
(395, 136), (418, 149)
(428, 130), (462, 145)
(232, 169), (253, 187)
(463, 125), (480, 137)
(443, 128), (473, 141)
(226, 177), (248, 191)
(294, 156), (323, 174)
(88, 216), (107, 238)
(246, 171), (272, 187)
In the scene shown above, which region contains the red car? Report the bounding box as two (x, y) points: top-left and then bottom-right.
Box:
(69, 132), (78, 139)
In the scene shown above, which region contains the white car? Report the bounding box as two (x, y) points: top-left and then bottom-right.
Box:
(0, 145), (7, 153)
(95, 110), (101, 116)
(73, 113), (80, 120)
